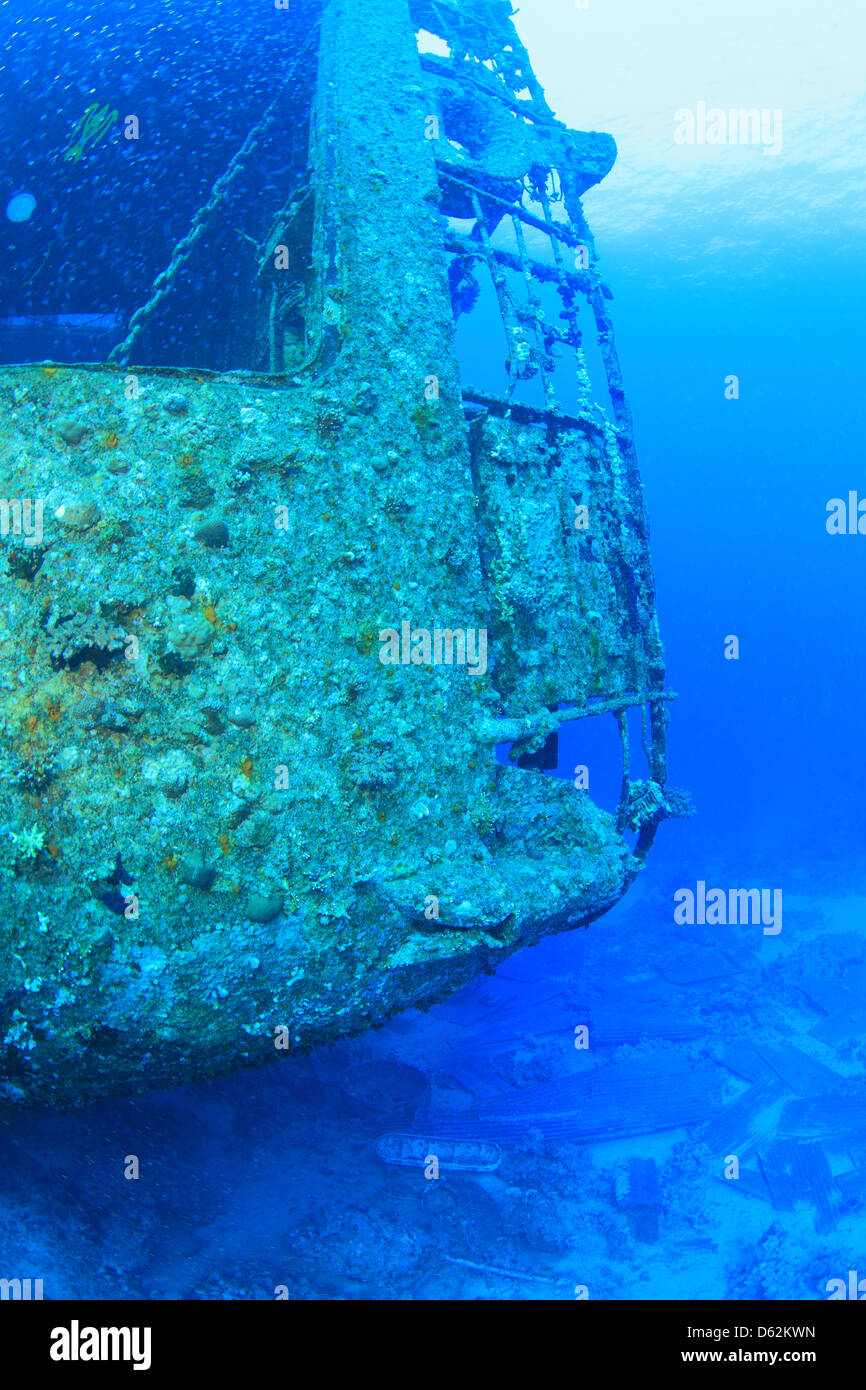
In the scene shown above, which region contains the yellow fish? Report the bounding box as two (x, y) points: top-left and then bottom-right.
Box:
(65, 102), (118, 162)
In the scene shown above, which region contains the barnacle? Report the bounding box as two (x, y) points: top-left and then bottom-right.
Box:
(4, 539), (45, 581)
(229, 465), (252, 492)
(12, 754), (55, 793)
(315, 408), (343, 439)
(469, 792), (502, 837)
(411, 400), (438, 432)
(382, 490), (411, 520)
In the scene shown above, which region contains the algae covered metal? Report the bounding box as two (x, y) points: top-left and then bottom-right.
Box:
(0, 0), (680, 1106)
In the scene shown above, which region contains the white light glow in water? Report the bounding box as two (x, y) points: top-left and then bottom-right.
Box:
(6, 192), (37, 223)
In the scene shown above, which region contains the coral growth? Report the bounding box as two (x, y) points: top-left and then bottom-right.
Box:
(44, 611), (127, 670)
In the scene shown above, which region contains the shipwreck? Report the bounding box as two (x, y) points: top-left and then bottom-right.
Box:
(0, 0), (681, 1106)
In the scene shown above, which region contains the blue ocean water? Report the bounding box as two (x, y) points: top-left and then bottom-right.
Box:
(1, 0), (864, 1303)
(608, 243), (866, 871)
